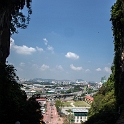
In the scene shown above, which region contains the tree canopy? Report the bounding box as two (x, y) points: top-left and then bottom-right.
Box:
(0, 64), (42, 124)
(0, 0), (32, 34)
(0, 0), (32, 64)
(110, 0), (124, 106)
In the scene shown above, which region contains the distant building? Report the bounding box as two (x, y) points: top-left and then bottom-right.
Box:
(72, 108), (88, 123)
(84, 96), (94, 104)
(76, 80), (88, 85)
(36, 98), (47, 114)
(24, 90), (36, 98)
(51, 81), (56, 84)
(101, 76), (107, 83)
(96, 82), (103, 88)
(47, 89), (55, 94)
(36, 98), (46, 106)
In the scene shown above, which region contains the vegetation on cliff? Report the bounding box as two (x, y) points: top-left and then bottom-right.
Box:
(84, 0), (124, 123)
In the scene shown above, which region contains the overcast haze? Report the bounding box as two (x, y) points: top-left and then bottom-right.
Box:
(8, 0), (116, 82)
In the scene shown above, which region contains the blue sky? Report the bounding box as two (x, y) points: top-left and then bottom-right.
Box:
(8, 0), (116, 82)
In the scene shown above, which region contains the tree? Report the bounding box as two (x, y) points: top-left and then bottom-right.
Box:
(55, 100), (64, 114)
(0, 0), (32, 64)
(22, 97), (42, 124)
(0, 64), (42, 124)
(0, 4), (32, 121)
(110, 0), (124, 107)
(63, 116), (69, 124)
(66, 109), (75, 124)
(0, 64), (27, 123)
(83, 69), (117, 124)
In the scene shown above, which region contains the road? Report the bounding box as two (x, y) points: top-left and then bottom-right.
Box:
(43, 101), (63, 124)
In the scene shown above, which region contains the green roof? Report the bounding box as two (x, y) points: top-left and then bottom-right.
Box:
(74, 112), (88, 116)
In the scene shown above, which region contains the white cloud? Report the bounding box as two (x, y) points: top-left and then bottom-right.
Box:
(96, 68), (101, 71)
(104, 67), (111, 73)
(56, 65), (63, 70)
(13, 45), (36, 55)
(70, 64), (82, 71)
(36, 46), (44, 52)
(10, 38), (45, 55)
(65, 52), (79, 59)
(20, 62), (25, 67)
(10, 38), (36, 55)
(107, 63), (111, 65)
(43, 38), (54, 53)
(85, 69), (90, 72)
(32, 64), (38, 69)
(47, 45), (54, 53)
(43, 38), (48, 45)
(10, 37), (14, 47)
(40, 64), (49, 71)
(16, 67), (23, 71)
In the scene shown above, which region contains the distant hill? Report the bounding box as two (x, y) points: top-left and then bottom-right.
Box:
(29, 78), (55, 82)
(76, 79), (84, 82)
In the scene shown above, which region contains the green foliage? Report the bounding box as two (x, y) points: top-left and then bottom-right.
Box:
(55, 100), (64, 108)
(0, 0), (32, 64)
(66, 85), (82, 93)
(63, 102), (72, 107)
(22, 97), (41, 124)
(73, 85), (82, 92)
(0, 0), (32, 34)
(110, 0), (124, 106)
(87, 88), (94, 94)
(84, 72), (118, 124)
(73, 101), (90, 107)
(55, 100), (64, 115)
(0, 64), (41, 124)
(0, 64), (27, 123)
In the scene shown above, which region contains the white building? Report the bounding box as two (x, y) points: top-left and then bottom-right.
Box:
(36, 98), (46, 107)
(72, 108), (88, 123)
(36, 98), (47, 114)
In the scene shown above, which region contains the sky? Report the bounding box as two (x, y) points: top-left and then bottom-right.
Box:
(8, 0), (116, 82)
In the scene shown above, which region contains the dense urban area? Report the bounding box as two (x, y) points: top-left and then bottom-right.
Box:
(19, 77), (106, 124)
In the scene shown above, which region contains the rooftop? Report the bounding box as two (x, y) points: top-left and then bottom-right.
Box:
(72, 108), (88, 113)
(36, 98), (46, 101)
(85, 95), (94, 101)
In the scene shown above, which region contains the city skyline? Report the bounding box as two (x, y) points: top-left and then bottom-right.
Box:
(8, 0), (116, 82)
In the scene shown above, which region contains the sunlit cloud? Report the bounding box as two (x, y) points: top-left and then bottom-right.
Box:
(10, 38), (45, 55)
(56, 65), (63, 70)
(104, 67), (111, 73)
(20, 62), (25, 67)
(65, 52), (79, 59)
(16, 67), (23, 71)
(40, 64), (49, 71)
(85, 69), (90, 72)
(36, 46), (44, 52)
(43, 38), (48, 45)
(47, 45), (54, 53)
(96, 68), (101, 71)
(10, 38), (36, 55)
(70, 64), (82, 71)
(10, 37), (14, 47)
(13, 45), (36, 55)
(32, 64), (38, 69)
